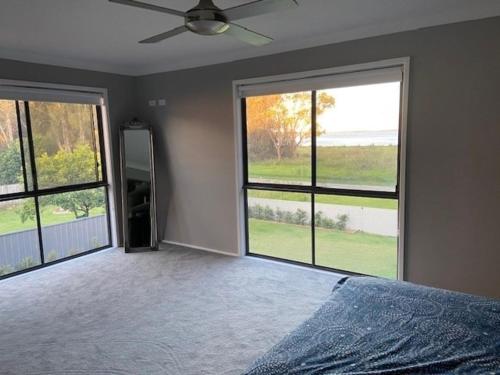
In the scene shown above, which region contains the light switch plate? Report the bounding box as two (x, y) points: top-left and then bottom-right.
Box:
(148, 100), (156, 107)
(158, 99), (166, 106)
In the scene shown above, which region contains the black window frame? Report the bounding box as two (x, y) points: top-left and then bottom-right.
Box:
(0, 100), (112, 280)
(241, 82), (403, 277)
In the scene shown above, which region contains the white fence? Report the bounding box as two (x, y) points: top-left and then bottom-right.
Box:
(0, 184), (21, 195)
(248, 197), (397, 236)
(0, 184), (22, 208)
(0, 215), (109, 271)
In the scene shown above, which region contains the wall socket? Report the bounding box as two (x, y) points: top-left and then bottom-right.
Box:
(158, 99), (166, 106)
(148, 100), (156, 107)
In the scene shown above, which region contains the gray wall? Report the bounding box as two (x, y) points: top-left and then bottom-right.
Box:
(1, 17), (498, 298)
(0, 59), (137, 243)
(135, 17), (500, 298)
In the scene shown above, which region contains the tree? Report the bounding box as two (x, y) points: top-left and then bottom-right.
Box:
(37, 144), (102, 218)
(37, 144), (104, 219)
(36, 144), (99, 187)
(50, 189), (105, 219)
(0, 142), (22, 185)
(18, 199), (36, 223)
(29, 102), (96, 156)
(0, 100), (22, 186)
(18, 144), (103, 221)
(0, 100), (17, 148)
(246, 92), (335, 160)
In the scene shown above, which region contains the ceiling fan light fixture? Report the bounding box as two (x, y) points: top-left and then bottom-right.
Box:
(185, 18), (229, 35)
(185, 1), (229, 36)
(109, 0), (298, 44)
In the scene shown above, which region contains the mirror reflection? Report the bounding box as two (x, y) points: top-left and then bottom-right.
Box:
(122, 128), (156, 249)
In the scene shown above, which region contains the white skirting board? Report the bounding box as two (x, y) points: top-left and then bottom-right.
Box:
(161, 240), (240, 257)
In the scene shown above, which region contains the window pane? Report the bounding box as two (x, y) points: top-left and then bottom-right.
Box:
(39, 187), (109, 262)
(0, 198), (41, 276)
(0, 100), (24, 195)
(246, 92), (319, 185)
(314, 194), (398, 278)
(316, 82), (400, 191)
(29, 102), (102, 189)
(248, 190), (311, 263)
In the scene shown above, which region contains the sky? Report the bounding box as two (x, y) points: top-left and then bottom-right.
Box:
(318, 82), (401, 133)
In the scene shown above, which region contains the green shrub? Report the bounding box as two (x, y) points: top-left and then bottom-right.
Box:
(315, 211), (324, 226)
(0, 264), (14, 276)
(335, 214), (349, 231)
(91, 237), (102, 248)
(248, 204), (349, 231)
(248, 204), (264, 219)
(322, 217), (336, 229)
(293, 209), (309, 225)
(16, 257), (37, 271)
(263, 205), (275, 220)
(315, 211), (334, 228)
(46, 250), (58, 262)
(275, 207), (285, 222)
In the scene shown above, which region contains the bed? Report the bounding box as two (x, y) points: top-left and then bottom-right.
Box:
(244, 276), (500, 374)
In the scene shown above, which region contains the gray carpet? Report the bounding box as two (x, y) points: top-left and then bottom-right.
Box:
(0, 245), (341, 374)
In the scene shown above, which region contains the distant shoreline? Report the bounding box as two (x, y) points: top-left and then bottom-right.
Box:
(305, 129), (398, 147)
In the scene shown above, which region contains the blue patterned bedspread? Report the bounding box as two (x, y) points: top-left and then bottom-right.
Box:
(244, 277), (500, 374)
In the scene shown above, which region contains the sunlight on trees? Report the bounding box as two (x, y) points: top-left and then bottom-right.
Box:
(246, 92), (335, 161)
(30, 102), (97, 156)
(0, 100), (17, 146)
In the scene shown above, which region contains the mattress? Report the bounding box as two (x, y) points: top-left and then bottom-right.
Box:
(244, 276), (500, 374)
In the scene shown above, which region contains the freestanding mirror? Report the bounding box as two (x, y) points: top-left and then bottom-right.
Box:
(120, 120), (158, 252)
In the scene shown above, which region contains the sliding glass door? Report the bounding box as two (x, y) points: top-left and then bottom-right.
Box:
(0, 98), (111, 278)
(241, 67), (403, 279)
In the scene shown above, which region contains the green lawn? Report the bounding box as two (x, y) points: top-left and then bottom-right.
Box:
(0, 204), (105, 235)
(249, 218), (397, 279)
(249, 145), (397, 186)
(248, 189), (397, 210)
(248, 146), (398, 210)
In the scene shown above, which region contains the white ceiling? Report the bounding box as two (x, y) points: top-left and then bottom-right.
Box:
(1, 0), (500, 76)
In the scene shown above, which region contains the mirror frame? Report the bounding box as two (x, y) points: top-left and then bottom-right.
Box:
(119, 121), (158, 252)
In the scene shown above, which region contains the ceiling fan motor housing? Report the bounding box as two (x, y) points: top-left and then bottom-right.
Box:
(185, 0), (229, 35)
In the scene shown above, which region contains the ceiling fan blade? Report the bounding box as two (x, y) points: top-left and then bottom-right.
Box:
(224, 23), (273, 46)
(139, 25), (188, 43)
(223, 0), (298, 21)
(109, 0), (185, 17)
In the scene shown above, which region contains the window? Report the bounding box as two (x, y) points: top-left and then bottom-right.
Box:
(316, 83), (400, 191)
(239, 63), (406, 279)
(0, 88), (112, 278)
(248, 190), (312, 263)
(246, 92), (312, 185)
(29, 102), (103, 189)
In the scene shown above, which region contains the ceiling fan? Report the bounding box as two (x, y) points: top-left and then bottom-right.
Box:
(109, 0), (298, 46)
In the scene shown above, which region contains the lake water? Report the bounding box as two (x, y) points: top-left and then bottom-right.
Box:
(312, 130), (398, 146)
